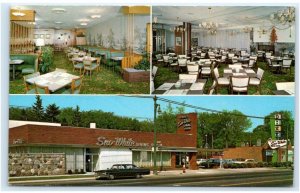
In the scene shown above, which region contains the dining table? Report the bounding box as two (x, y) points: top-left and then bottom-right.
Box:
(10, 59), (24, 80)
(26, 71), (79, 93)
(223, 68), (256, 78)
(152, 79), (207, 95)
(273, 82), (295, 95)
(72, 56), (97, 62)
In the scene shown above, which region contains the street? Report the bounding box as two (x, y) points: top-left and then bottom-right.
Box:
(10, 169), (293, 187)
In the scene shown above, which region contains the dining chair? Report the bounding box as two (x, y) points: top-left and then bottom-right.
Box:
(23, 72), (40, 94)
(155, 54), (163, 64)
(200, 62), (214, 79)
(187, 65), (200, 77)
(62, 76), (83, 94)
(179, 74), (197, 82)
(55, 68), (67, 73)
(72, 60), (84, 75)
(208, 80), (217, 95)
(242, 59), (255, 68)
(152, 65), (158, 79)
(162, 55), (170, 67)
(231, 77), (250, 95)
(282, 59), (292, 74)
(178, 55), (186, 59)
(178, 58), (187, 72)
(83, 60), (97, 79)
(249, 68), (264, 95)
(34, 83), (50, 94)
(92, 57), (101, 72)
(200, 52), (206, 59)
(213, 68), (230, 94)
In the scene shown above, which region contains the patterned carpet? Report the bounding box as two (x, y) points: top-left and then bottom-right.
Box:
(9, 51), (150, 94)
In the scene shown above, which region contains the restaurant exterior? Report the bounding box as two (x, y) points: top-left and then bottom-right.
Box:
(9, 113), (198, 176)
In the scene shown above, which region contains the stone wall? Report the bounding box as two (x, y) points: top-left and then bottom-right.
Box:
(9, 153), (65, 176)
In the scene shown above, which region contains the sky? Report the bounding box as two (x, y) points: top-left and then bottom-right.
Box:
(9, 95), (295, 131)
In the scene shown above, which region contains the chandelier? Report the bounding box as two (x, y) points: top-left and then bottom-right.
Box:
(200, 22), (218, 35)
(270, 7), (295, 26)
(174, 26), (185, 32)
(242, 26), (253, 33)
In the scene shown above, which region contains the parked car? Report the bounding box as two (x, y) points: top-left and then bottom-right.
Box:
(201, 158), (221, 168)
(223, 159), (234, 164)
(196, 158), (207, 166)
(94, 164), (150, 180)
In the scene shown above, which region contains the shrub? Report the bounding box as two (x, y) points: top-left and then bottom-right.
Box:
(223, 163), (228, 169)
(67, 170), (72, 174)
(74, 169), (79, 174)
(80, 169), (85, 174)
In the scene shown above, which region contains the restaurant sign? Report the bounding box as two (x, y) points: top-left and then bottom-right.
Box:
(177, 115), (192, 130)
(96, 137), (150, 147)
(267, 138), (287, 149)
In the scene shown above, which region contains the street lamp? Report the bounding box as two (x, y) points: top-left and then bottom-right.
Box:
(153, 96), (161, 175)
(205, 134), (208, 159)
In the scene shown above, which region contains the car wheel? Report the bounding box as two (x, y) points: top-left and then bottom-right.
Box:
(136, 174), (142, 179)
(108, 174), (115, 180)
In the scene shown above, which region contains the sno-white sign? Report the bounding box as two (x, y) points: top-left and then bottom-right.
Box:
(267, 138), (287, 149)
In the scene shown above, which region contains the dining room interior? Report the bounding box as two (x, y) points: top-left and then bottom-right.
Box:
(151, 6), (295, 95)
(9, 5), (151, 94)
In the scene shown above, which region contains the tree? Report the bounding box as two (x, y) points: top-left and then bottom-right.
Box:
(32, 95), (44, 121)
(72, 105), (81, 127)
(155, 103), (185, 133)
(270, 27), (278, 44)
(198, 110), (252, 149)
(45, 103), (60, 122)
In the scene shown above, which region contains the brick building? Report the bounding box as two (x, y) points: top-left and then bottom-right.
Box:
(9, 113), (198, 175)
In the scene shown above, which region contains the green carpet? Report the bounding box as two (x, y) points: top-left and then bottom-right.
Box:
(9, 51), (150, 94)
(153, 61), (295, 95)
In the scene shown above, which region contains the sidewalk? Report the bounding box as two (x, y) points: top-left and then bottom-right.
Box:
(9, 167), (291, 184)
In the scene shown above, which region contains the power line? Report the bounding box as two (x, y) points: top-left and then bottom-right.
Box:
(157, 97), (268, 120)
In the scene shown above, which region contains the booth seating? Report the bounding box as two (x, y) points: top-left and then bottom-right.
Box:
(10, 54), (38, 75)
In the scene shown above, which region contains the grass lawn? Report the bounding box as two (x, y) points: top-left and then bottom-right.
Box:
(9, 51), (150, 94)
(153, 61), (295, 95)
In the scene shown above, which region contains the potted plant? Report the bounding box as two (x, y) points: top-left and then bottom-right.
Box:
(134, 53), (150, 71)
(40, 46), (54, 73)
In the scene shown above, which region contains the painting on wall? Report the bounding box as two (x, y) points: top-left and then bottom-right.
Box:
(34, 34), (39, 39)
(176, 37), (182, 46)
(46, 34), (51, 39)
(192, 38), (198, 47)
(40, 34), (44, 39)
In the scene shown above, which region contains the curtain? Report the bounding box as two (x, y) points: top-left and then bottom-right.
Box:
(194, 30), (251, 51)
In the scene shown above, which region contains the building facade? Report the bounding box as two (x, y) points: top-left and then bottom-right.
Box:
(9, 113), (198, 176)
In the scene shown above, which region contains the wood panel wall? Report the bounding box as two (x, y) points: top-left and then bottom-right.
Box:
(10, 22), (35, 54)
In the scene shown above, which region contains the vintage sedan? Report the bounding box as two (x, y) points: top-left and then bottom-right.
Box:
(94, 164), (150, 180)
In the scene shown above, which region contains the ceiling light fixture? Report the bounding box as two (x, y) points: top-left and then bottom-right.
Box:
(80, 22), (88, 26)
(174, 17), (185, 33)
(270, 7), (295, 26)
(12, 8), (26, 17)
(91, 15), (101, 19)
(54, 21), (63, 24)
(200, 21), (218, 35)
(52, 8), (66, 14)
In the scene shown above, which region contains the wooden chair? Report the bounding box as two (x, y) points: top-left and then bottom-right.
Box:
(92, 57), (101, 72)
(83, 60), (97, 79)
(35, 83), (50, 94)
(62, 76), (83, 94)
(23, 72), (40, 94)
(72, 60), (84, 75)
